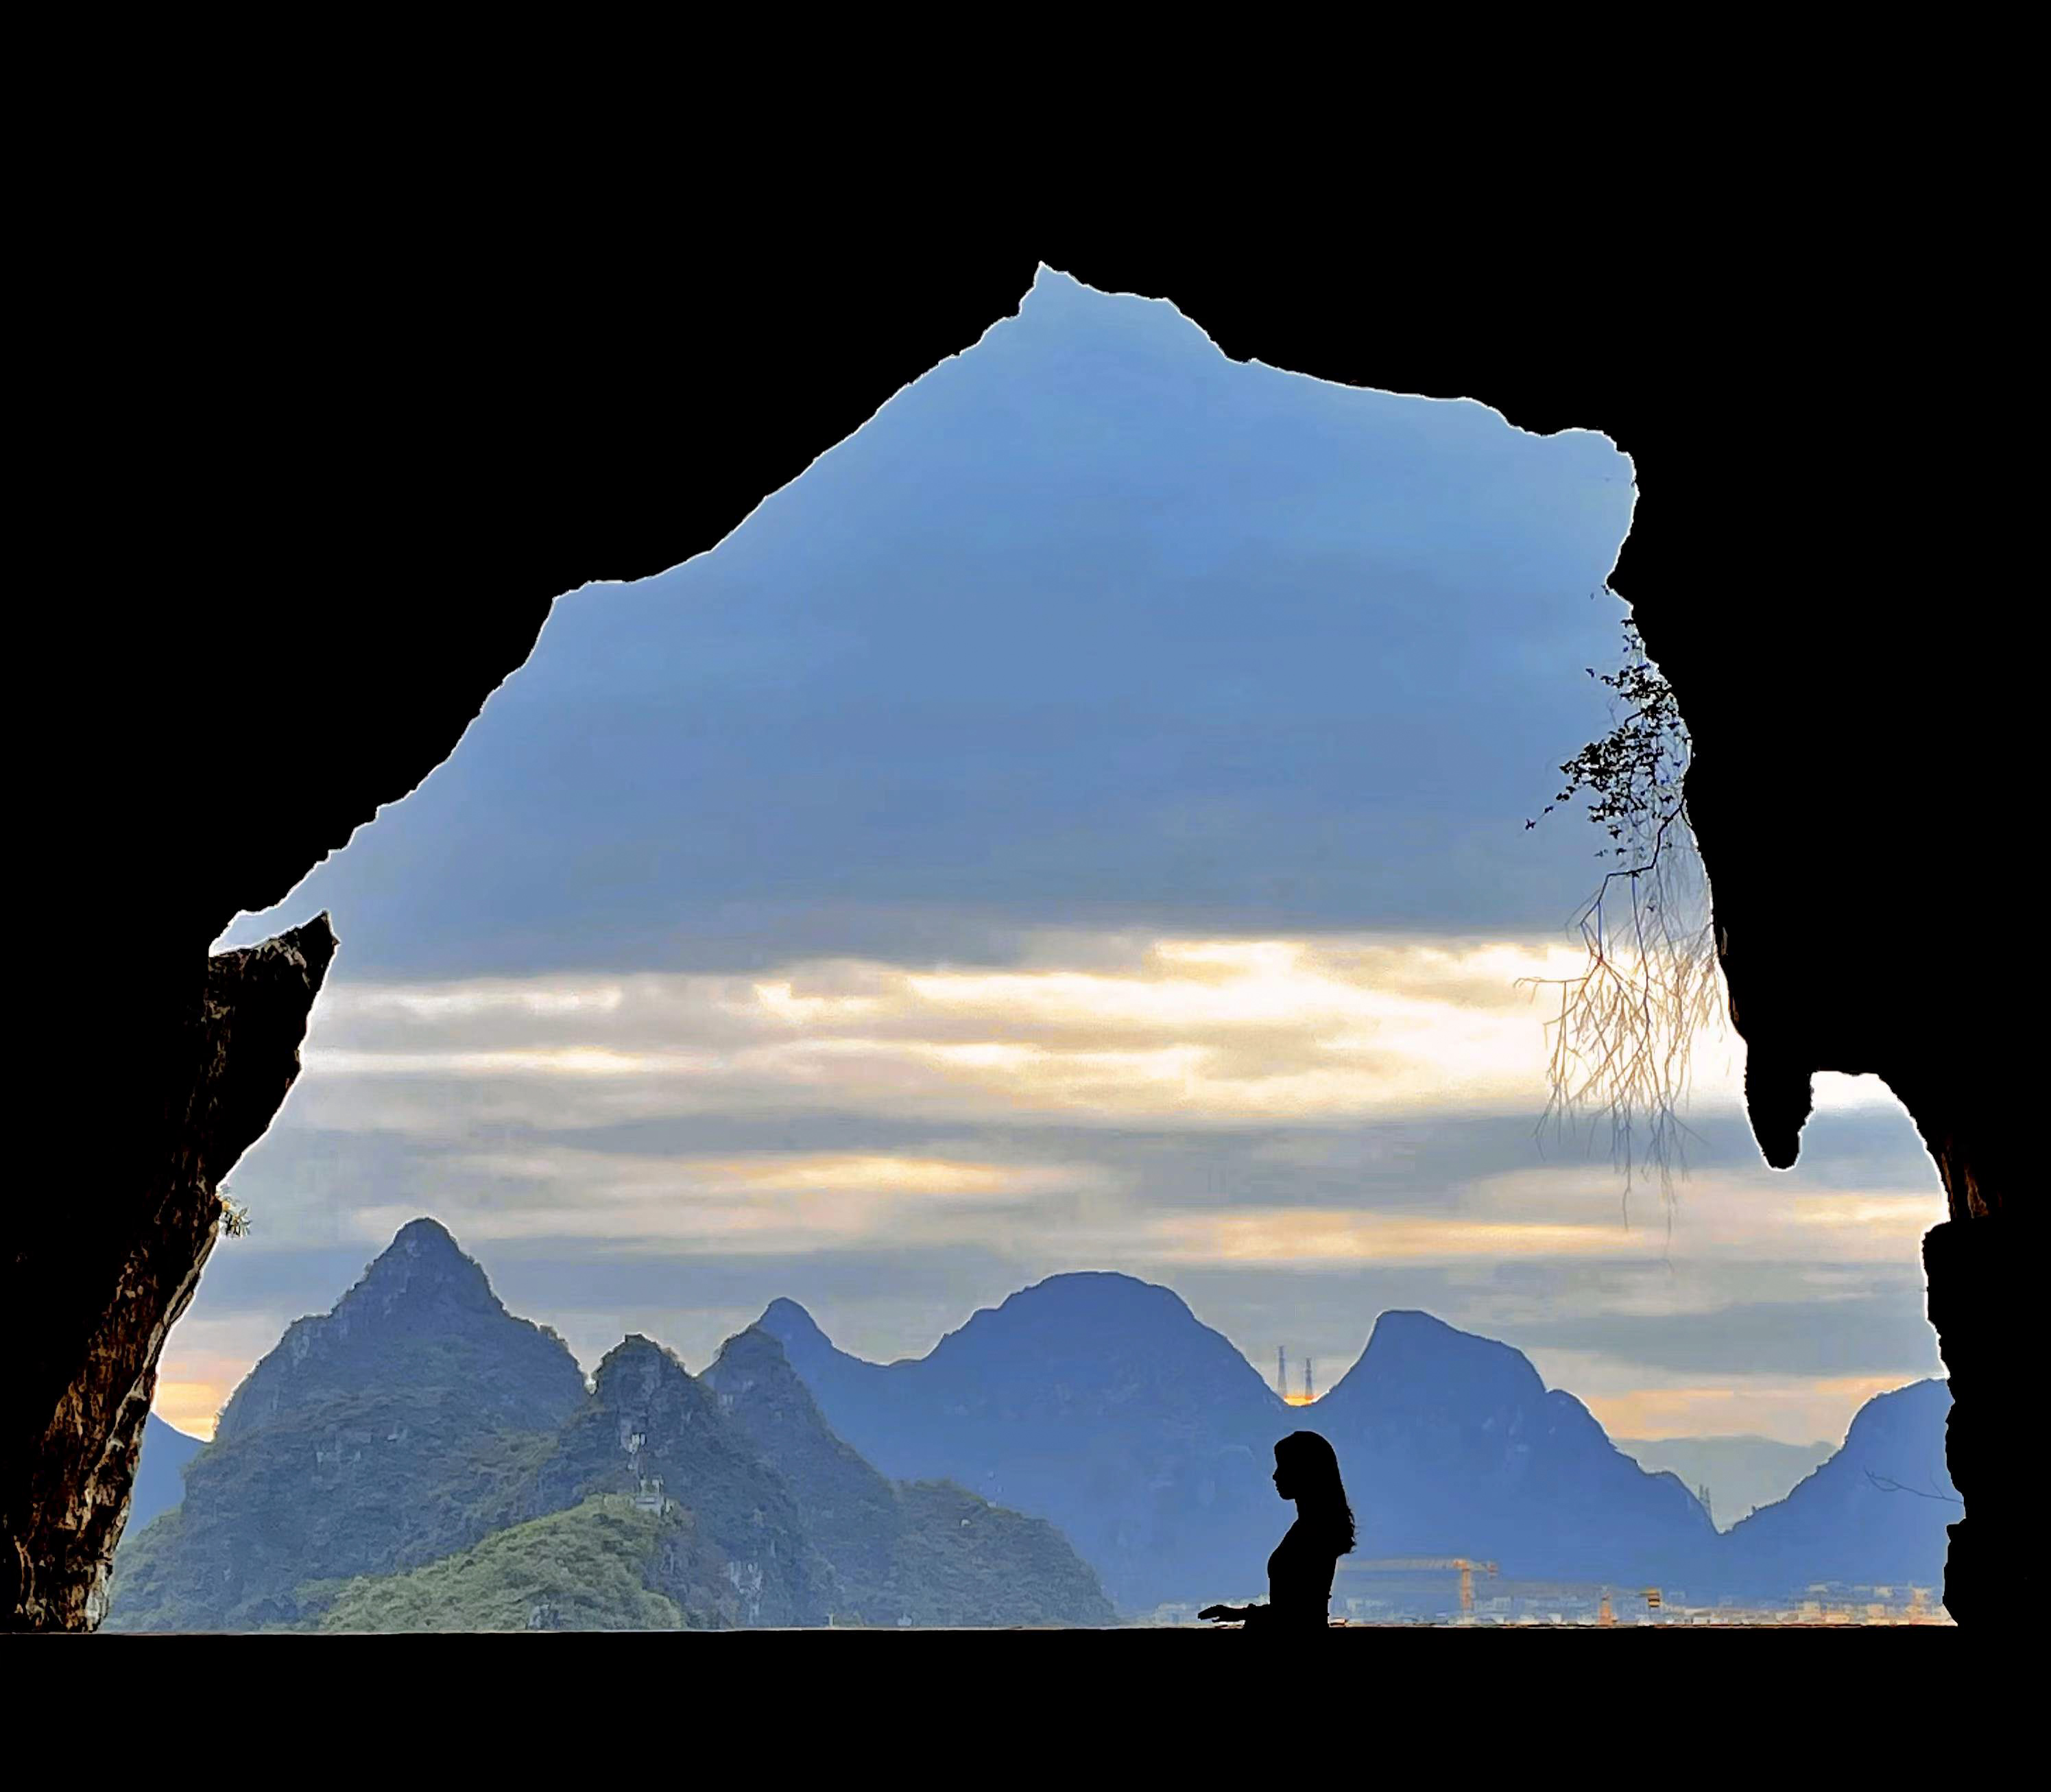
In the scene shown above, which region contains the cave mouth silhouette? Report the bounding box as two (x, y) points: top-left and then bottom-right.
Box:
(16, 236), (2013, 1639)
(159, 268), (1947, 1630)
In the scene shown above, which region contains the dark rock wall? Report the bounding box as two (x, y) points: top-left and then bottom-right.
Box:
(9, 239), (1039, 1629)
(9, 918), (335, 1627)
(1043, 242), (2026, 1625)
(10, 225), (2022, 1627)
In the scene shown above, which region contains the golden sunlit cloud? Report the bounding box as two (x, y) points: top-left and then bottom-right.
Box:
(152, 1383), (226, 1440)
(449, 1146), (1100, 1202)
(200, 931), (1939, 1448)
(688, 1154), (1077, 1196)
(1581, 1375), (1919, 1448)
(306, 1047), (721, 1077)
(150, 1315), (302, 1439)
(1146, 1209), (1657, 1265)
(344, 983), (629, 1020)
(304, 931), (1724, 1129)
(338, 1144), (1118, 1258)
(1462, 1167), (1945, 1264)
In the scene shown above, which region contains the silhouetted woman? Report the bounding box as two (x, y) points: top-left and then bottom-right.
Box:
(1199, 1431), (1355, 1630)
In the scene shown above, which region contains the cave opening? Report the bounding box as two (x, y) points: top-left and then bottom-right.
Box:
(112, 268), (1953, 1629)
(19, 239), (2010, 1640)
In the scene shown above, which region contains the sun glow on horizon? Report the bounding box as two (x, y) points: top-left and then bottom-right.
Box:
(160, 929), (1939, 1453)
(152, 1386), (221, 1442)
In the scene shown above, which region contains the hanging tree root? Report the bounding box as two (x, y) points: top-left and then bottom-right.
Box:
(1521, 614), (1725, 1208)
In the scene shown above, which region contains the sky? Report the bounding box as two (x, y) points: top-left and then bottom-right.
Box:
(173, 267), (1947, 1450)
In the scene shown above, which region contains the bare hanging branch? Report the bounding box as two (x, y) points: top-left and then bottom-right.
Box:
(1520, 610), (1726, 1210)
(1863, 1470), (1962, 1505)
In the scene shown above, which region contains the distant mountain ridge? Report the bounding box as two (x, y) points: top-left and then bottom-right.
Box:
(1311, 1309), (1718, 1587)
(763, 1273), (1287, 1611)
(514, 1332), (832, 1627)
(129, 1414), (204, 1536)
(215, 1217), (588, 1443)
(108, 1219), (1112, 1632)
(703, 1323), (1116, 1627)
(109, 1219), (592, 1631)
(1720, 1380), (1956, 1594)
(765, 1279), (1952, 1611)
(1617, 1435), (1836, 1529)
(110, 1221), (1954, 1626)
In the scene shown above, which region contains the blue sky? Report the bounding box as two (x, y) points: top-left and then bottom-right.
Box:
(180, 268), (1945, 1452)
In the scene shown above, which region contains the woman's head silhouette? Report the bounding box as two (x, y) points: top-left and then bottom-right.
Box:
(1272, 1429), (1355, 1554)
(1199, 1429), (1356, 1626)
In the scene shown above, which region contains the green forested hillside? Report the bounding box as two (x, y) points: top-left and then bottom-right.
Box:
(513, 1334), (834, 1627)
(891, 1479), (1116, 1627)
(702, 1325), (1116, 1627)
(107, 1219), (1116, 1632)
(106, 1223), (589, 1632)
(312, 1498), (691, 1632)
(106, 1379), (566, 1632)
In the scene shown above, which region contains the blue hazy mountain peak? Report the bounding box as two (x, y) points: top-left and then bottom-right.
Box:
(594, 1332), (692, 1387)
(758, 1274), (1731, 1607)
(1323, 1306), (1549, 1416)
(1720, 1378), (1954, 1596)
(760, 1296), (830, 1352)
(952, 1270), (1208, 1343)
(341, 1214), (498, 1318)
(133, 1219), (1954, 1618)
(387, 1214), (465, 1256)
(129, 1413), (204, 1534)
(214, 1219), (586, 1444)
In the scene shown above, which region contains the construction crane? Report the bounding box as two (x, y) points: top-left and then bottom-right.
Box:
(1587, 1585), (1663, 1622)
(1347, 1557), (1500, 1616)
(1472, 1578), (1664, 1623)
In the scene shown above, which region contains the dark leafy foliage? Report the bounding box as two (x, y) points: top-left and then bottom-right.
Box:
(1528, 614), (1690, 864)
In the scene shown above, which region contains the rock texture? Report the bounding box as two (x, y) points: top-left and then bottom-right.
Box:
(1923, 1219), (2023, 1628)
(214, 1217), (586, 1444)
(1616, 499), (2026, 1630)
(109, 1222), (1116, 1630)
(105, 1217), (588, 1632)
(518, 1335), (832, 1628)
(7, 916), (335, 1627)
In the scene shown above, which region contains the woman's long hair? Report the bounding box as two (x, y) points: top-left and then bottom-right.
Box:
(1276, 1430), (1356, 1554)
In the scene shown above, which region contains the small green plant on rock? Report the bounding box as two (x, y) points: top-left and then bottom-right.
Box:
(217, 1188), (252, 1239)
